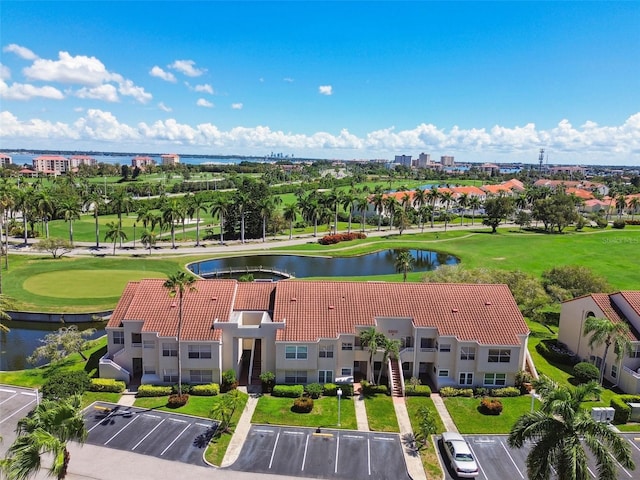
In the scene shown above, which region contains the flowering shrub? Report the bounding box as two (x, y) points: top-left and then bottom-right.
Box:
(480, 397), (503, 415)
(318, 232), (367, 245)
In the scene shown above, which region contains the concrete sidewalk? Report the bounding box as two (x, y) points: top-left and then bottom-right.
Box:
(393, 396), (428, 480)
(430, 393), (458, 433)
(220, 388), (260, 468)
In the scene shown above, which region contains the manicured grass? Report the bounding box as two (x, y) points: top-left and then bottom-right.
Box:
(133, 393), (227, 418)
(81, 391), (122, 409)
(252, 394), (357, 430)
(405, 397), (446, 479)
(0, 336), (107, 387)
(615, 423), (640, 432)
(204, 392), (249, 466)
(363, 394), (399, 432)
(444, 396), (540, 434)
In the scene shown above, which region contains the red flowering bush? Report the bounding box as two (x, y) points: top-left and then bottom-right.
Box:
(318, 232), (367, 245)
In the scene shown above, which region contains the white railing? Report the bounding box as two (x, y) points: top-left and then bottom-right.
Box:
(420, 347), (436, 353)
(398, 359), (406, 396)
(623, 366), (640, 379)
(99, 352), (131, 380)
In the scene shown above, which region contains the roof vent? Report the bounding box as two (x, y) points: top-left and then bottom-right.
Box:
(291, 297), (297, 302)
(485, 301), (492, 306)
(170, 301), (177, 308)
(328, 305), (335, 310)
(211, 297), (217, 301)
(451, 308), (458, 313)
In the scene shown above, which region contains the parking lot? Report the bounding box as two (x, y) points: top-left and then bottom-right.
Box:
(229, 424), (410, 479)
(0, 385), (40, 457)
(439, 434), (640, 480)
(84, 402), (217, 466)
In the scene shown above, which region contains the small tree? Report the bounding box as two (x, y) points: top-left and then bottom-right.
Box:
(483, 195), (515, 233)
(33, 237), (73, 259)
(210, 390), (242, 435)
(413, 405), (437, 450)
(27, 325), (96, 365)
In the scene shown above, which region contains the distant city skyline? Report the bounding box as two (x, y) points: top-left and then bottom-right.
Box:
(1, 1), (639, 166)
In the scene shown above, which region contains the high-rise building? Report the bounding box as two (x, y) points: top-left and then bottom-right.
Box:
(441, 156), (455, 167)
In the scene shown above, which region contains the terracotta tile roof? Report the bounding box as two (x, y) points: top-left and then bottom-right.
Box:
(234, 282), (276, 311)
(501, 179), (525, 191)
(589, 293), (640, 341)
(566, 187), (594, 200)
(107, 282), (139, 328)
(273, 281), (528, 344)
(451, 186), (486, 197)
(482, 184), (512, 194)
(619, 291), (640, 318)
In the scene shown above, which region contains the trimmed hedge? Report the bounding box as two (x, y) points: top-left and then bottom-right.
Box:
(440, 387), (474, 397)
(273, 385), (304, 398)
(89, 378), (126, 393)
(136, 385), (172, 397)
(323, 383), (354, 397)
(491, 387), (521, 397)
(610, 395), (640, 424)
(405, 385), (431, 397)
(573, 362), (600, 384)
(361, 380), (389, 395)
(535, 339), (578, 365)
(305, 383), (323, 399)
(191, 383), (220, 396)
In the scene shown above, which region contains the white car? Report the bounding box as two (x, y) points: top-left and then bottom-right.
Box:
(441, 432), (479, 478)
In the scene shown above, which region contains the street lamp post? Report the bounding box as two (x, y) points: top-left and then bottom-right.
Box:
(133, 223), (136, 248)
(337, 388), (342, 427)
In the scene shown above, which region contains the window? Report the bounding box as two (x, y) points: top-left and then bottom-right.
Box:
(285, 346), (307, 359)
(420, 338), (435, 350)
(459, 372), (473, 385)
(163, 369), (178, 383)
(113, 331), (124, 345)
(131, 333), (142, 345)
(484, 373), (506, 386)
(341, 367), (352, 377)
(188, 345), (212, 359)
(401, 336), (413, 348)
(318, 370), (333, 384)
(611, 364), (618, 379)
(439, 343), (451, 353)
(488, 349), (511, 363)
(143, 340), (155, 349)
(319, 345), (334, 358)
(630, 346), (640, 358)
(162, 343), (178, 357)
(284, 370), (307, 384)
(190, 369), (213, 383)
(341, 342), (353, 351)
(143, 366), (156, 375)
(460, 347), (476, 361)
(438, 369), (449, 377)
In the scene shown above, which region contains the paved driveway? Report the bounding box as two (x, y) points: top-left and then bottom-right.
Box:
(0, 385), (40, 457)
(84, 402), (217, 466)
(229, 424), (410, 479)
(439, 433), (640, 480)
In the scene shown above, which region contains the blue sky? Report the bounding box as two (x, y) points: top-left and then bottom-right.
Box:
(1, 1), (639, 165)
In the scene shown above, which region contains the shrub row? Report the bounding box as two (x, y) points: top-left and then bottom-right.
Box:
(360, 380), (389, 395)
(440, 387), (474, 397)
(273, 383), (355, 398)
(273, 385), (305, 398)
(89, 378), (126, 393)
(136, 385), (172, 397)
(610, 395), (640, 424)
(323, 383), (354, 397)
(318, 232), (367, 245)
(405, 385), (431, 397)
(190, 383), (220, 396)
(625, 219), (640, 225)
(535, 339), (579, 365)
(612, 219), (626, 229)
(440, 386), (520, 398)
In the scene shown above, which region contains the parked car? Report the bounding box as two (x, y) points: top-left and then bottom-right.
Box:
(441, 432), (479, 478)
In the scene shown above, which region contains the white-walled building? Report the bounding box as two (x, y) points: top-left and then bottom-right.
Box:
(100, 279), (531, 393)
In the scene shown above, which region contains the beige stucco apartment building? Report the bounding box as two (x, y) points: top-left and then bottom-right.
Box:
(100, 279), (531, 393)
(558, 291), (640, 394)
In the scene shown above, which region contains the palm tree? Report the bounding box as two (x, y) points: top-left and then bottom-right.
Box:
(161, 198), (185, 249)
(383, 196), (400, 232)
(0, 294), (13, 332)
(83, 191), (105, 249)
(283, 203), (299, 240)
(236, 191), (251, 244)
(457, 193), (469, 226)
(508, 377), (634, 480)
(426, 186), (440, 228)
(469, 196), (482, 226)
(616, 194), (627, 219)
(629, 197), (640, 221)
(439, 190), (455, 232)
(35, 188), (55, 239)
(163, 271), (197, 397)
(140, 228), (157, 254)
(355, 192), (369, 233)
(394, 249), (415, 282)
(359, 327), (385, 383)
(57, 196), (81, 246)
(376, 337), (401, 385)
(412, 187), (427, 231)
(210, 196), (231, 245)
(583, 316), (632, 385)
(186, 192), (209, 247)
(259, 196), (278, 243)
(342, 191), (356, 233)
(104, 220), (127, 255)
(108, 189), (134, 247)
(1, 395), (87, 480)
(370, 192), (385, 232)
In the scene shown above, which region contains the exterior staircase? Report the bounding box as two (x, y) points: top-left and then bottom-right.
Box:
(251, 339), (262, 385)
(389, 358), (403, 397)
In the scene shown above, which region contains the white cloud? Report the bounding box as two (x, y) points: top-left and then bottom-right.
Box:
(169, 59), (205, 77)
(24, 51), (117, 86)
(158, 102), (172, 112)
(0, 110), (77, 138)
(319, 85), (333, 96)
(283, 77), (294, 83)
(149, 66), (176, 82)
(194, 83), (214, 94)
(196, 98), (213, 108)
(231, 103), (243, 110)
(3, 44), (38, 60)
(73, 109), (140, 141)
(0, 80), (64, 100)
(117, 79), (152, 103)
(75, 84), (119, 102)
(0, 63), (10, 80)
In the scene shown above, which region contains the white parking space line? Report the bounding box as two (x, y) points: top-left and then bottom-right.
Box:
(168, 417), (186, 423)
(301, 434), (310, 471)
(255, 428), (274, 434)
(195, 422), (210, 427)
(284, 430), (305, 435)
(500, 440), (524, 479)
(268, 430), (281, 469)
(335, 435), (340, 474)
(132, 418), (165, 450)
(0, 399), (36, 425)
(20, 392), (37, 397)
(160, 423), (191, 456)
(143, 413), (161, 419)
(628, 438), (640, 453)
(467, 444), (489, 480)
(367, 438), (371, 476)
(343, 434), (365, 439)
(0, 388), (16, 393)
(104, 415), (140, 445)
(0, 392), (17, 405)
(610, 452), (634, 478)
(372, 436), (395, 441)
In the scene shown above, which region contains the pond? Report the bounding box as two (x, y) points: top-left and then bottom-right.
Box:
(188, 249), (459, 280)
(0, 321), (105, 371)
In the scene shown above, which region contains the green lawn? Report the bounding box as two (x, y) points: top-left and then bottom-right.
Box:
(444, 396), (540, 434)
(81, 391), (123, 409)
(363, 394), (399, 432)
(252, 395), (357, 430)
(133, 391), (248, 420)
(405, 396), (446, 479)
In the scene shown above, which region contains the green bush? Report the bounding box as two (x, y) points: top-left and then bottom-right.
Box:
(221, 369), (238, 392)
(136, 385), (172, 397)
(42, 370), (90, 400)
(259, 371), (276, 393)
(323, 383), (353, 397)
(167, 393), (189, 408)
(491, 387), (521, 397)
(360, 380), (389, 395)
(611, 395), (640, 424)
(305, 382), (323, 399)
(440, 387), (474, 397)
(480, 398), (503, 415)
(535, 339), (578, 365)
(89, 378), (126, 393)
(272, 385), (304, 398)
(190, 383), (220, 396)
(573, 362), (600, 384)
(171, 383), (192, 394)
(405, 385), (431, 396)
(292, 396), (314, 413)
(612, 219), (626, 229)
